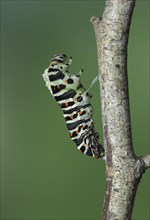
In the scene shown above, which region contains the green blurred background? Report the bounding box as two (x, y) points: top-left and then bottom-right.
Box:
(1, 0), (149, 219)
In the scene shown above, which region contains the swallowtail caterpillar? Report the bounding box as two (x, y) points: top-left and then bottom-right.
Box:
(42, 54), (104, 159)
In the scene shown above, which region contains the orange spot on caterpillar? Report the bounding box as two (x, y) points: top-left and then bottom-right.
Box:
(66, 102), (68, 107)
(79, 111), (83, 116)
(70, 115), (73, 119)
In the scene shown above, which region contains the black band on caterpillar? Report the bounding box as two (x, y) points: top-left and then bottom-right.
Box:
(42, 54), (105, 159)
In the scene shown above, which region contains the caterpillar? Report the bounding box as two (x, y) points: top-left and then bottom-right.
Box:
(42, 54), (104, 159)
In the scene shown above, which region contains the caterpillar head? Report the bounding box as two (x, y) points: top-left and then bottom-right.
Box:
(50, 54), (67, 65)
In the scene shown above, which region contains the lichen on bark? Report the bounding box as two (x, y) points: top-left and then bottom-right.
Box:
(90, 0), (150, 219)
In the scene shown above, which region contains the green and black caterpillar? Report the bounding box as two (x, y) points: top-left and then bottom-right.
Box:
(42, 54), (104, 159)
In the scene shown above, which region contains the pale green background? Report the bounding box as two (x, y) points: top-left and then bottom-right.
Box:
(1, 0), (149, 219)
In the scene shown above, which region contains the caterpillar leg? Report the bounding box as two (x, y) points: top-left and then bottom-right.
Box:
(68, 56), (72, 66)
(86, 92), (92, 98)
(66, 56), (72, 68)
(76, 69), (84, 77)
(63, 56), (73, 72)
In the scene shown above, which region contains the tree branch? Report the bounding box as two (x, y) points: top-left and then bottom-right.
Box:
(91, 0), (149, 219)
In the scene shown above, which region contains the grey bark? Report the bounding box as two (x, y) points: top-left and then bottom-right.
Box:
(90, 0), (150, 219)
